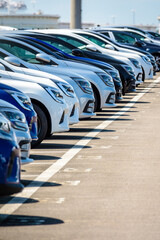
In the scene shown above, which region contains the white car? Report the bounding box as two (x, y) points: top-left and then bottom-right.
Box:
(0, 56), (95, 119)
(0, 35), (116, 111)
(0, 79), (70, 147)
(70, 29), (153, 82)
(0, 60), (80, 126)
(36, 29), (148, 85)
(0, 99), (32, 165)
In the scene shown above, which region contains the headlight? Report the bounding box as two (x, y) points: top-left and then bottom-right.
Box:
(129, 58), (141, 69)
(1, 109), (28, 131)
(44, 87), (64, 104)
(105, 69), (121, 82)
(56, 81), (75, 98)
(147, 54), (155, 62)
(0, 113), (18, 142)
(6, 90), (32, 111)
(141, 55), (151, 65)
(122, 64), (135, 75)
(0, 114), (11, 133)
(70, 77), (93, 94)
(95, 72), (114, 87)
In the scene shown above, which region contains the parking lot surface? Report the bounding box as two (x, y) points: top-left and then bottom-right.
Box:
(0, 75), (160, 240)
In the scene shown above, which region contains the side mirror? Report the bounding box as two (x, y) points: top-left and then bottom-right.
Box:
(143, 38), (151, 43)
(86, 44), (98, 52)
(0, 63), (5, 71)
(105, 44), (115, 50)
(72, 49), (84, 57)
(134, 40), (145, 47)
(36, 53), (51, 63)
(4, 56), (21, 67)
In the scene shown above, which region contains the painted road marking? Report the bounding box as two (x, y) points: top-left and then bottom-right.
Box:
(63, 168), (77, 172)
(84, 168), (92, 172)
(65, 181), (80, 186)
(100, 145), (112, 149)
(0, 77), (159, 223)
(55, 198), (65, 204)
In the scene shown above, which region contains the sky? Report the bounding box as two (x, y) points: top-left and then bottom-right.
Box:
(13, 0), (160, 27)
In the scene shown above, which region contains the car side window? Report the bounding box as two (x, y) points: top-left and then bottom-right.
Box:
(113, 32), (136, 44)
(101, 31), (110, 38)
(127, 31), (145, 41)
(0, 40), (41, 64)
(43, 40), (72, 54)
(53, 35), (88, 50)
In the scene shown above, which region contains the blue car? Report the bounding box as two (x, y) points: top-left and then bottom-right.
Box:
(0, 113), (24, 196)
(0, 82), (37, 141)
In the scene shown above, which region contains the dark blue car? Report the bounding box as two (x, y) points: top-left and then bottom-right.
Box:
(0, 114), (24, 196)
(0, 82), (37, 140)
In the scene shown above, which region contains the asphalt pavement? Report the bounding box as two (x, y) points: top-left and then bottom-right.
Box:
(0, 75), (160, 240)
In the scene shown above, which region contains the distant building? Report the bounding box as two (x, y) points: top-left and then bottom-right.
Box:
(58, 22), (94, 29)
(0, 13), (60, 29)
(0, 13), (95, 29)
(133, 24), (158, 32)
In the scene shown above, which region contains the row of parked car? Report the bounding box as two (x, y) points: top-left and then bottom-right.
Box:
(0, 25), (159, 196)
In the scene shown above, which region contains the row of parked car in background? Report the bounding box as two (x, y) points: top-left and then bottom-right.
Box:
(0, 25), (159, 196)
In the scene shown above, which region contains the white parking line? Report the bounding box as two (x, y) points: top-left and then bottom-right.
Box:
(0, 77), (159, 223)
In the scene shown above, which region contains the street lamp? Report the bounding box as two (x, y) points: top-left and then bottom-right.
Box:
(131, 9), (136, 25)
(111, 15), (116, 25)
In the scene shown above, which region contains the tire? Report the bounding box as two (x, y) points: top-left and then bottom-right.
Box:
(93, 91), (98, 112)
(31, 103), (48, 148)
(91, 84), (101, 112)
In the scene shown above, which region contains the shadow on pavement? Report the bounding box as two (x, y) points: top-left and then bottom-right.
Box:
(96, 113), (130, 117)
(69, 128), (115, 133)
(0, 196), (38, 205)
(35, 143), (91, 149)
(29, 155), (59, 161)
(21, 180), (61, 188)
(0, 214), (64, 226)
(49, 135), (100, 140)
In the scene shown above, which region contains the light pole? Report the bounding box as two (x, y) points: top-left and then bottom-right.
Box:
(111, 15), (116, 25)
(70, 0), (82, 29)
(131, 9), (136, 25)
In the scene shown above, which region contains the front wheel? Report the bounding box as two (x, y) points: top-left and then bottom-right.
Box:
(31, 103), (48, 148)
(92, 85), (101, 112)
